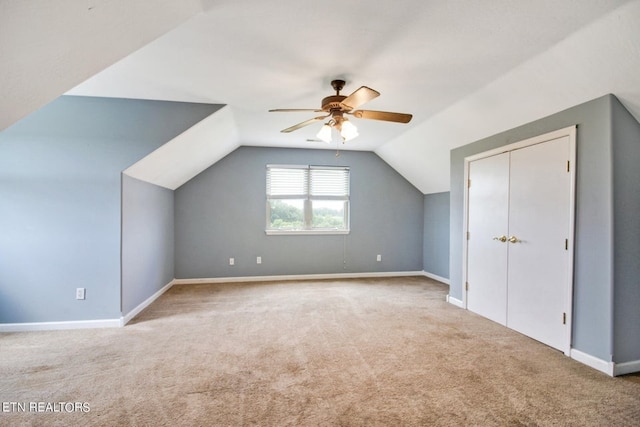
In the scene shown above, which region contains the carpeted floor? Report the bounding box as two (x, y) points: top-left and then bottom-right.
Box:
(1, 276), (639, 426)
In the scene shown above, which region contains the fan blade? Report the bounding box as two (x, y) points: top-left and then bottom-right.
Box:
(350, 110), (413, 123)
(269, 108), (323, 112)
(340, 86), (380, 110)
(281, 115), (328, 133)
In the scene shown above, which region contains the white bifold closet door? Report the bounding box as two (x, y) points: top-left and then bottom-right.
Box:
(466, 135), (572, 353)
(466, 152), (510, 325)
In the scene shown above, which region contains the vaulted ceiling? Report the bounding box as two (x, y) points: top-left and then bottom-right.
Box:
(3, 0), (639, 193)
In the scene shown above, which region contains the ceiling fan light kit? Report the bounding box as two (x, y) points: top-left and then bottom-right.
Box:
(315, 115), (359, 143)
(270, 79), (412, 144)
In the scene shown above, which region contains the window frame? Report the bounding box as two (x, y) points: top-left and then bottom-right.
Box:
(265, 164), (350, 235)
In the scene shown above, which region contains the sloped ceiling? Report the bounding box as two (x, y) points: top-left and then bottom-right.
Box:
(0, 0), (206, 130)
(123, 105), (237, 190)
(4, 1), (640, 193)
(378, 0), (640, 193)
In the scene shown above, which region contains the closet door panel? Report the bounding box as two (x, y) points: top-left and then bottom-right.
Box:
(507, 136), (571, 351)
(466, 153), (510, 325)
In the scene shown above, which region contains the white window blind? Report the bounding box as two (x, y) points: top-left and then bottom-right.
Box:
(309, 166), (350, 199)
(267, 167), (308, 198)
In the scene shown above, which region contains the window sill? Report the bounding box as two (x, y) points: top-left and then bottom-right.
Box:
(265, 229), (350, 236)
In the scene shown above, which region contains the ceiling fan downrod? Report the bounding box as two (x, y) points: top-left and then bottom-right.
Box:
(331, 79), (346, 95)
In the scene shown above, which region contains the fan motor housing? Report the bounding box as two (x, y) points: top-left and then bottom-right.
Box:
(321, 95), (347, 111)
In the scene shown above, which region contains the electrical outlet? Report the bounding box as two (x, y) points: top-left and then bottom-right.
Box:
(376, 254), (382, 262)
(256, 256), (262, 264)
(76, 288), (86, 300)
(229, 257), (235, 266)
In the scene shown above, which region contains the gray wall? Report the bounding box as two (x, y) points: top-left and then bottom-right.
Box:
(121, 175), (175, 317)
(611, 97), (640, 363)
(175, 147), (424, 278)
(0, 96), (221, 323)
(423, 192), (450, 279)
(450, 94), (614, 361)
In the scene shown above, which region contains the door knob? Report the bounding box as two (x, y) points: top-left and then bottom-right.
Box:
(493, 235), (507, 242)
(508, 236), (519, 243)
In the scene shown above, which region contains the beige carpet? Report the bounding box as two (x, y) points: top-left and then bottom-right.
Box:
(1, 277), (639, 426)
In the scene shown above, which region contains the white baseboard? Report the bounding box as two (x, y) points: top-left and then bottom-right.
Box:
(0, 273), (425, 332)
(613, 359), (640, 376)
(0, 280), (176, 332)
(421, 271), (450, 285)
(172, 271), (425, 285)
(570, 348), (615, 376)
(121, 279), (175, 325)
(0, 318), (122, 333)
(446, 295), (464, 308)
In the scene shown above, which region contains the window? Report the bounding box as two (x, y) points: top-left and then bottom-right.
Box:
(266, 165), (350, 235)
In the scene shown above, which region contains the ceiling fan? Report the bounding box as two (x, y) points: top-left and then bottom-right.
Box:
(269, 79), (412, 143)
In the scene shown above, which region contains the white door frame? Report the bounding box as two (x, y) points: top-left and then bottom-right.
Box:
(461, 125), (577, 355)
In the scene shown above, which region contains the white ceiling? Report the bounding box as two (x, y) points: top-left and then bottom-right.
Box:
(123, 105), (238, 190)
(0, 0), (205, 131)
(4, 1), (640, 193)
